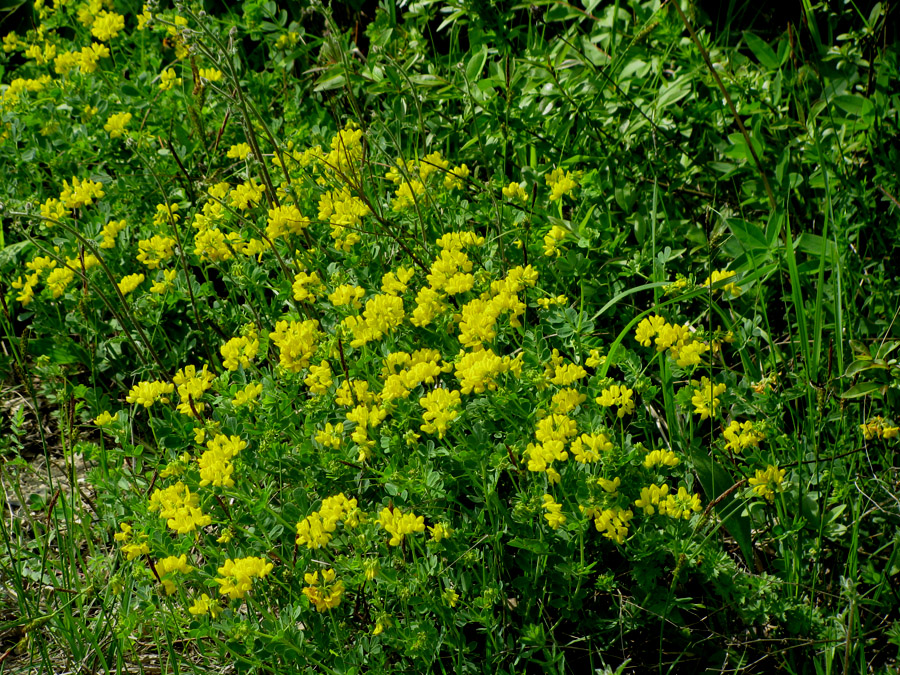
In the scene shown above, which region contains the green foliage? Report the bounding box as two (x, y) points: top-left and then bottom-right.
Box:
(1, 1), (899, 673)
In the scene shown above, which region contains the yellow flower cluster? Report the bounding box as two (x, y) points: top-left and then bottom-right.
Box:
(52, 43), (110, 76)
(314, 422), (343, 449)
(292, 270), (322, 302)
(117, 273), (144, 295)
(296, 493), (360, 549)
(860, 416), (899, 440)
(545, 349), (587, 386)
(173, 364), (217, 417)
(542, 494), (566, 529)
(302, 568), (344, 612)
(703, 269), (741, 297)
(136, 235), (175, 269)
(381, 266), (415, 295)
(526, 414), (579, 483)
(156, 554), (194, 595)
(99, 219), (127, 248)
(148, 482), (212, 534)
(214, 556), (273, 600)
(150, 269), (177, 294)
(114, 523), (150, 560)
(722, 420), (765, 452)
(543, 225), (568, 257)
(643, 449), (680, 469)
(546, 167), (578, 201)
(570, 432), (613, 463)
(198, 434), (247, 488)
(502, 181), (529, 203)
(229, 178), (265, 210)
(60, 176), (104, 209)
(596, 384), (635, 418)
(419, 388), (461, 439)
(226, 142), (252, 159)
(329, 283), (365, 309)
(635, 484), (702, 520)
(126, 380), (174, 407)
(345, 402), (388, 460)
(455, 349), (522, 396)
(380, 349), (444, 402)
(90, 10), (125, 41)
(104, 111), (131, 138)
(220, 329), (259, 371)
(305, 361), (333, 395)
(189, 593), (222, 618)
(159, 67), (182, 91)
(551, 388), (587, 414)
(582, 506), (633, 544)
(232, 382), (263, 407)
(635, 314), (709, 368)
(378, 506), (425, 546)
(317, 187), (369, 250)
(748, 465), (786, 502)
(410, 232), (483, 328)
(269, 318), (320, 372)
(342, 294), (405, 348)
(456, 265), (537, 348)
(690, 377), (726, 420)
(266, 203), (311, 239)
(335, 379), (376, 407)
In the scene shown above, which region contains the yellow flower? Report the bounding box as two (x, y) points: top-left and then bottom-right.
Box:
(226, 142), (252, 159)
(148, 482), (212, 534)
(596, 384), (635, 418)
(60, 176), (104, 209)
(442, 588), (460, 607)
(541, 494), (566, 529)
(269, 318), (320, 372)
(220, 330), (260, 371)
(156, 554), (194, 595)
(94, 410), (115, 426)
(643, 449), (680, 469)
(215, 556), (274, 600)
(232, 382), (263, 408)
(419, 388), (461, 439)
(126, 380), (174, 407)
(749, 465), (786, 502)
(99, 219), (127, 248)
(378, 506), (425, 546)
(502, 181), (528, 203)
(159, 68), (182, 91)
(690, 377), (726, 420)
(117, 273), (144, 295)
(302, 568), (344, 612)
(660, 486), (702, 520)
(703, 269), (741, 297)
(90, 10), (125, 41)
(428, 523), (452, 542)
(546, 167), (578, 201)
(722, 420), (764, 452)
(150, 269), (177, 294)
(189, 593), (222, 618)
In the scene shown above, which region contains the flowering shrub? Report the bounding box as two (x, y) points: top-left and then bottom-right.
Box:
(1, 1), (899, 673)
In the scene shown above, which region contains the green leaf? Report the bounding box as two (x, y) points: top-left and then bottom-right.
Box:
(687, 443), (755, 566)
(832, 94), (874, 118)
(744, 32), (780, 69)
(727, 217), (769, 252)
(465, 46), (488, 83)
(840, 382), (883, 399)
(507, 537), (550, 555)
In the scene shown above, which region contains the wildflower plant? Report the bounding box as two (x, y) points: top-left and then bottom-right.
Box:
(0, 1), (898, 673)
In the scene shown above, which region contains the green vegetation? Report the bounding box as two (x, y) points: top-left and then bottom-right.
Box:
(1, 0), (898, 672)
